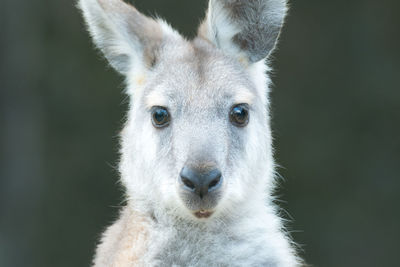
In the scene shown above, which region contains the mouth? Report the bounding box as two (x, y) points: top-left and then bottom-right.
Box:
(194, 209), (214, 219)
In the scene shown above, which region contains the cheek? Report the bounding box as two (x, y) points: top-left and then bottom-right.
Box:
(245, 123), (266, 167)
(226, 123), (262, 176)
(155, 161), (185, 212)
(219, 130), (251, 203)
(128, 104), (159, 165)
(224, 122), (269, 195)
(136, 123), (180, 199)
(244, 120), (274, 192)
(137, 123), (158, 165)
(132, 107), (172, 167)
(126, 113), (161, 188)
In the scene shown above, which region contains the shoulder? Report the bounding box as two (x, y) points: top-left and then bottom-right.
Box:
(92, 207), (151, 267)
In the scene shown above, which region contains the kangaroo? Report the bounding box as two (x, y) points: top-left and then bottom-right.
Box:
(79, 0), (301, 266)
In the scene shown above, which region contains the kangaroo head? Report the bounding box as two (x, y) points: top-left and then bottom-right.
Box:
(79, 0), (287, 221)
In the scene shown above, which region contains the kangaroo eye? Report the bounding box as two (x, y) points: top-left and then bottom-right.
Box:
(230, 104), (249, 127)
(151, 106), (170, 128)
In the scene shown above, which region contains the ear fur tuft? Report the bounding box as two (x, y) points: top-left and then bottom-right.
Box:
(78, 0), (165, 74)
(199, 0), (288, 63)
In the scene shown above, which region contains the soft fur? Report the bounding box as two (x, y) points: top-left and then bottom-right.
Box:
(78, 0), (302, 266)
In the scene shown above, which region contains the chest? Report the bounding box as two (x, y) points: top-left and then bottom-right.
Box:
(146, 225), (275, 267)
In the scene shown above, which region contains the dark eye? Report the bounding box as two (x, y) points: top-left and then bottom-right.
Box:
(230, 104), (249, 127)
(151, 106), (170, 128)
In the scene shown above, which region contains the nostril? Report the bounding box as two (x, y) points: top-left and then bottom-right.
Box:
(180, 166), (222, 196)
(181, 177), (196, 190)
(208, 174), (221, 190)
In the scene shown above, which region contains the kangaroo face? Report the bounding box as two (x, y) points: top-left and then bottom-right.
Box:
(79, 0), (287, 221)
(126, 39), (271, 219)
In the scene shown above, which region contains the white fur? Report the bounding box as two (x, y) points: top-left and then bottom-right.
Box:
(79, 0), (302, 266)
(204, 0), (246, 60)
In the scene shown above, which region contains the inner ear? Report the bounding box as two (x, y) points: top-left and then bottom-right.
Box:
(232, 23), (283, 63)
(79, 0), (166, 74)
(198, 0), (288, 63)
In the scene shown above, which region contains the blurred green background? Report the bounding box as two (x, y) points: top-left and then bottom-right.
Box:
(1, 0), (399, 266)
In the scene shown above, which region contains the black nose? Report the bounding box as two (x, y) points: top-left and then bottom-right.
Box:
(180, 166), (222, 198)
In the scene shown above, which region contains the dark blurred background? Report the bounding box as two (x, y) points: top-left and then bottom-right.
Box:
(1, 0), (399, 266)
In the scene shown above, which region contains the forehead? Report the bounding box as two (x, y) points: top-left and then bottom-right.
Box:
(144, 38), (256, 109)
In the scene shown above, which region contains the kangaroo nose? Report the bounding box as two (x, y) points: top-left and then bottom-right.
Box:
(180, 166), (222, 198)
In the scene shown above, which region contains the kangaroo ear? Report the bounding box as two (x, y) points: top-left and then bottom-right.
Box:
(78, 0), (165, 75)
(198, 0), (287, 64)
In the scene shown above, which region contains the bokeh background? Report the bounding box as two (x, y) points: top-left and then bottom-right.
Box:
(1, 0), (399, 266)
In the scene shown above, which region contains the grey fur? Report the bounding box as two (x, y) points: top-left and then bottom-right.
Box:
(227, 0), (287, 62)
(79, 0), (163, 74)
(200, 0), (287, 63)
(78, 0), (302, 266)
